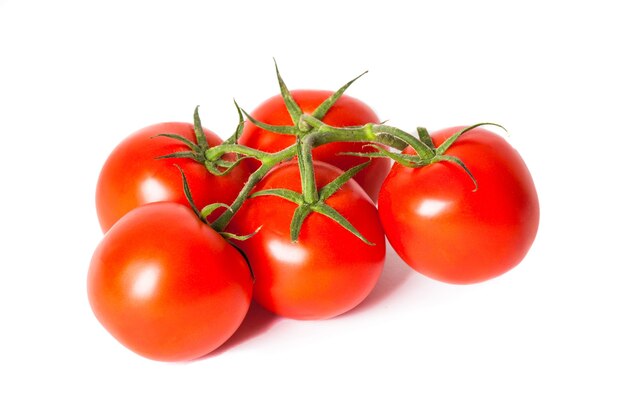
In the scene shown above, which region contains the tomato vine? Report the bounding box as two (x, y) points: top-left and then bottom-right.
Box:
(182, 63), (493, 243)
(89, 61), (540, 359)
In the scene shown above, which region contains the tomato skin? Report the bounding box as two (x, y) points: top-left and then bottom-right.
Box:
(87, 202), (253, 361)
(238, 90), (390, 201)
(378, 127), (540, 284)
(96, 122), (249, 233)
(228, 162), (386, 320)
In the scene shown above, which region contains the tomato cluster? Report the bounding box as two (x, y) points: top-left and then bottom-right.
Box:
(87, 69), (539, 361)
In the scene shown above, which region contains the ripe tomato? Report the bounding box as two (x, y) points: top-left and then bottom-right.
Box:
(96, 122), (249, 232)
(378, 127), (539, 284)
(238, 90), (390, 201)
(87, 202), (253, 361)
(227, 161), (386, 320)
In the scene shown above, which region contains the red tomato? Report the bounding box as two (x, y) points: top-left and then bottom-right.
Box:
(87, 202), (253, 361)
(378, 127), (540, 284)
(96, 122), (249, 232)
(228, 162), (386, 320)
(238, 90), (390, 201)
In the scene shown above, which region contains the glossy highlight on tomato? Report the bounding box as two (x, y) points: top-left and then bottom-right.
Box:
(228, 162), (386, 320)
(87, 202), (253, 361)
(378, 127), (540, 284)
(95, 122), (249, 232)
(238, 90), (390, 201)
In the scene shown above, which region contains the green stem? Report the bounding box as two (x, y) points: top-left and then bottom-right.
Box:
(370, 125), (434, 159)
(210, 146), (296, 232)
(297, 134), (319, 204)
(299, 114), (430, 156)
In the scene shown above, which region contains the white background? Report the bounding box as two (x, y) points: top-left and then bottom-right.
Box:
(1, 0), (624, 415)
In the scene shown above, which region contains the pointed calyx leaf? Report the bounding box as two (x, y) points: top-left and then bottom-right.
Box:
(273, 59), (303, 124)
(242, 108), (299, 135)
(432, 154), (478, 191)
(312, 70), (368, 120)
(155, 150), (204, 163)
(319, 161), (370, 201)
(427, 123), (507, 191)
(193, 106), (210, 152)
(200, 203), (232, 221)
(417, 127), (435, 150)
(219, 226), (262, 242)
(224, 100), (245, 145)
(153, 133), (201, 153)
(174, 164), (202, 219)
(311, 203), (374, 245)
(436, 123), (507, 155)
(250, 188), (304, 204)
(289, 204), (313, 242)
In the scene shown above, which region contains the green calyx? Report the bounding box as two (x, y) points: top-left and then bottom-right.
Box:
(157, 104), (249, 177)
(421, 123), (507, 190)
(154, 106), (210, 164)
(243, 63), (371, 141)
(249, 162), (374, 245)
